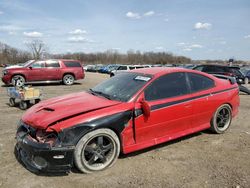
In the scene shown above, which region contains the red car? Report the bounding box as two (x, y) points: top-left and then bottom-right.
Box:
(15, 68), (239, 174)
(2, 59), (84, 86)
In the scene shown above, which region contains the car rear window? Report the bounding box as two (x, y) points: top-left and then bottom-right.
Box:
(63, 61), (81, 67)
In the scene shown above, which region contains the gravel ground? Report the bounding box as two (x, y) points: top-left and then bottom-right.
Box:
(0, 71), (249, 188)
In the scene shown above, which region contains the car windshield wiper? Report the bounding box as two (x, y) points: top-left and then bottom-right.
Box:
(89, 89), (112, 100)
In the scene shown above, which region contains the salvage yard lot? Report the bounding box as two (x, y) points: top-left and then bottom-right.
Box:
(0, 71), (250, 188)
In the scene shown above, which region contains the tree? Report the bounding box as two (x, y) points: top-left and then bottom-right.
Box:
(26, 40), (46, 60)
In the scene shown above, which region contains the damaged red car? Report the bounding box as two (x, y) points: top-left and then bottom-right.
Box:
(15, 68), (239, 174)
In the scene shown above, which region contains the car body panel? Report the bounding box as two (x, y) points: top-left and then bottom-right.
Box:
(16, 67), (240, 173)
(22, 91), (122, 130)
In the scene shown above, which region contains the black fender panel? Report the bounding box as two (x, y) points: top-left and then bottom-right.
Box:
(59, 110), (133, 146)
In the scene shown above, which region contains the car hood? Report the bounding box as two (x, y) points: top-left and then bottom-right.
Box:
(22, 91), (122, 129)
(5, 65), (24, 69)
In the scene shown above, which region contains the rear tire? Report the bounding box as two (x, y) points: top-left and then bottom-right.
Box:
(19, 101), (28, 110)
(63, 74), (74, 85)
(74, 128), (120, 174)
(210, 104), (232, 134)
(9, 98), (16, 107)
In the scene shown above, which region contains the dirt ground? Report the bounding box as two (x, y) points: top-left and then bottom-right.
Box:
(0, 71), (250, 188)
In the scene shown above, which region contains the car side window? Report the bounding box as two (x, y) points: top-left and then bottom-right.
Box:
(118, 66), (127, 70)
(46, 60), (60, 68)
(204, 66), (224, 73)
(145, 72), (189, 101)
(63, 61), (81, 67)
(31, 61), (45, 68)
(187, 73), (215, 92)
(129, 66), (135, 70)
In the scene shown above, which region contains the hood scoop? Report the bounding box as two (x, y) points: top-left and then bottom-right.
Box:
(36, 107), (55, 113)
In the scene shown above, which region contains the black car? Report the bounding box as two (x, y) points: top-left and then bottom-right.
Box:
(193, 64), (248, 85)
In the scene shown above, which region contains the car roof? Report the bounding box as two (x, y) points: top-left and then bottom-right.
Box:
(129, 67), (213, 78)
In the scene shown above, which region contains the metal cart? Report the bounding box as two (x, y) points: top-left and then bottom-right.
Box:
(7, 86), (41, 110)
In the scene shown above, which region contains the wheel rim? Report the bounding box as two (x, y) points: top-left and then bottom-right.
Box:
(12, 76), (25, 87)
(216, 107), (231, 131)
(81, 134), (115, 171)
(64, 75), (74, 85)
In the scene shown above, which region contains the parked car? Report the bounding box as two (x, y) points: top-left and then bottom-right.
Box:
(193, 64), (248, 85)
(2, 59), (84, 86)
(98, 64), (120, 74)
(15, 68), (239, 174)
(85, 65), (96, 72)
(110, 65), (147, 77)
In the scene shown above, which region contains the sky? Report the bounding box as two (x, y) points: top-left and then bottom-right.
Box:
(0, 0), (250, 60)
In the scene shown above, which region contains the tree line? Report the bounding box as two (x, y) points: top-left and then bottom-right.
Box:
(0, 41), (249, 66)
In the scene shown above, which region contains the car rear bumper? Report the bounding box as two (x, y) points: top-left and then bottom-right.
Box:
(16, 130), (74, 174)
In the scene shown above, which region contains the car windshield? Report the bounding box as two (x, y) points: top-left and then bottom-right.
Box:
(23, 60), (35, 67)
(90, 72), (152, 102)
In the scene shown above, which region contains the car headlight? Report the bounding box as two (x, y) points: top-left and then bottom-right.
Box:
(3, 70), (8, 75)
(238, 79), (243, 82)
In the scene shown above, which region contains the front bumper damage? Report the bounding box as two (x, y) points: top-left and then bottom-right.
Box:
(15, 123), (75, 174)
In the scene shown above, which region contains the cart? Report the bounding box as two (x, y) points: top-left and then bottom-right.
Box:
(7, 86), (41, 110)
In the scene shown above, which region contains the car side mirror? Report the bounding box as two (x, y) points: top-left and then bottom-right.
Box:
(29, 66), (32, 69)
(141, 99), (151, 117)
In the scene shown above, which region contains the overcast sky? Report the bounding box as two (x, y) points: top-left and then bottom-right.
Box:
(0, 0), (250, 60)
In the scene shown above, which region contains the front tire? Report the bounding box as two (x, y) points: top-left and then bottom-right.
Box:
(9, 98), (16, 107)
(11, 75), (25, 87)
(210, 104), (232, 134)
(74, 128), (120, 174)
(63, 74), (74, 85)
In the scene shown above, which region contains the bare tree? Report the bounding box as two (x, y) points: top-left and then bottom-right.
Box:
(26, 40), (46, 60)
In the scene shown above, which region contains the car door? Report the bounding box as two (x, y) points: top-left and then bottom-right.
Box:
(134, 72), (193, 144)
(186, 72), (216, 129)
(44, 60), (61, 80)
(27, 61), (46, 81)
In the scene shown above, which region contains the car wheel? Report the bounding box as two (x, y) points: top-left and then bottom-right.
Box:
(110, 73), (114, 77)
(244, 77), (249, 85)
(63, 74), (74, 85)
(35, 99), (41, 104)
(210, 104), (232, 134)
(19, 101), (28, 110)
(11, 75), (25, 87)
(74, 128), (120, 174)
(9, 98), (16, 107)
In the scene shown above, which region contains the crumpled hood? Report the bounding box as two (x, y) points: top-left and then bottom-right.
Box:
(22, 91), (121, 129)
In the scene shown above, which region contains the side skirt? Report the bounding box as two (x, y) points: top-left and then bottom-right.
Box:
(122, 123), (210, 154)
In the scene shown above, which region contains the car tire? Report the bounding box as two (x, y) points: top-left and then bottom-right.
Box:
(210, 104), (232, 134)
(63, 74), (74, 85)
(19, 101), (28, 110)
(9, 98), (16, 107)
(74, 128), (120, 174)
(244, 77), (249, 85)
(11, 75), (25, 87)
(35, 99), (41, 104)
(110, 73), (114, 77)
